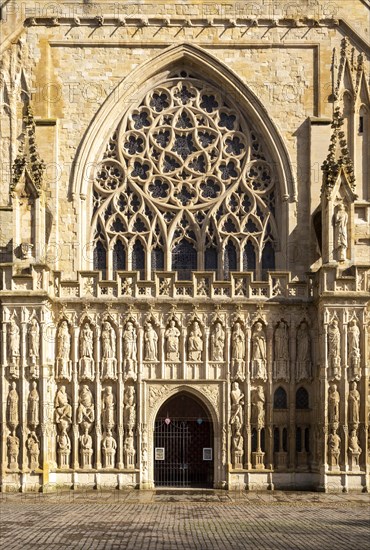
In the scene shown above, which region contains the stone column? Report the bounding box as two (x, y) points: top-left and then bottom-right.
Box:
(72, 326), (79, 470)
(266, 325), (274, 470)
(160, 328), (165, 379)
(204, 327), (209, 380)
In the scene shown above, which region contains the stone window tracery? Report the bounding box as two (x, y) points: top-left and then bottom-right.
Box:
(91, 77), (279, 279)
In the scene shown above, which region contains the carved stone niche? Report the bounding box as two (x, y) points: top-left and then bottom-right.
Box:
(79, 321), (95, 381)
(101, 319), (117, 381)
(327, 429), (341, 471)
(348, 429), (361, 472)
(250, 321), (267, 382)
(347, 319), (361, 382)
(28, 317), (40, 378)
(187, 320), (204, 362)
(56, 320), (72, 381)
(231, 321), (246, 381)
(122, 320), (138, 381)
(327, 317), (341, 381)
(8, 318), (20, 379)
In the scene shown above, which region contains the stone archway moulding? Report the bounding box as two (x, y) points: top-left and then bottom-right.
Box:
(147, 383), (220, 428)
(71, 42), (296, 269)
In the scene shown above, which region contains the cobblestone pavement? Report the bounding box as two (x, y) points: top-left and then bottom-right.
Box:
(1, 490), (369, 549)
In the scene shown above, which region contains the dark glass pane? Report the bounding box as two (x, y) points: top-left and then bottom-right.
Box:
(205, 246), (217, 271)
(296, 427), (302, 452)
(251, 428), (257, 452)
(262, 241), (275, 279)
(274, 387), (287, 409)
(273, 427), (279, 453)
(113, 240), (126, 271)
(172, 239), (197, 280)
(151, 247), (164, 271)
(304, 428), (310, 452)
(93, 241), (107, 278)
(282, 428), (288, 452)
(261, 428), (265, 452)
(296, 387), (309, 409)
(132, 240), (145, 277)
(224, 241), (237, 280)
(243, 241), (256, 271)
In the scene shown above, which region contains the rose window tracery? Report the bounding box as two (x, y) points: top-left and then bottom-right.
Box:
(92, 77), (278, 279)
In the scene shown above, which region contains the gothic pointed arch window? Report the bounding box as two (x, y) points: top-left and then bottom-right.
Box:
(91, 73), (280, 280)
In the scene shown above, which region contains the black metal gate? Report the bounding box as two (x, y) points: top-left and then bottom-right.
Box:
(154, 418), (213, 488)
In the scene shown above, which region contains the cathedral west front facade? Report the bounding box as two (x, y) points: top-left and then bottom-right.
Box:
(0, 0), (369, 492)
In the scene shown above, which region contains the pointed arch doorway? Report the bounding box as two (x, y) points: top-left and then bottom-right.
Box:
(154, 392), (214, 488)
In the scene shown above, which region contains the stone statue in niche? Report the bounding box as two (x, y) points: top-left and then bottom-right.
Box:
(124, 429), (136, 470)
(57, 429), (71, 469)
(231, 419), (244, 469)
(102, 428), (117, 468)
(28, 381), (39, 430)
(123, 321), (137, 380)
(77, 385), (95, 431)
(123, 386), (136, 431)
(334, 203), (348, 262)
(251, 386), (266, 428)
(165, 320), (181, 361)
(7, 381), (19, 432)
(328, 318), (341, 380)
(7, 433), (20, 469)
(102, 386), (115, 431)
(348, 319), (361, 381)
(273, 321), (290, 382)
(230, 381), (244, 427)
(232, 322), (245, 381)
(188, 321), (203, 361)
(79, 323), (95, 381)
(144, 322), (158, 361)
(328, 428), (341, 469)
(348, 429), (361, 454)
(348, 381), (360, 427)
(56, 321), (72, 381)
(328, 384), (340, 426)
(28, 318), (40, 375)
(101, 321), (117, 380)
(348, 428), (361, 470)
(8, 319), (20, 377)
(296, 321), (312, 381)
(251, 322), (267, 381)
(210, 322), (225, 361)
(54, 385), (72, 430)
(26, 431), (40, 470)
(80, 427), (93, 469)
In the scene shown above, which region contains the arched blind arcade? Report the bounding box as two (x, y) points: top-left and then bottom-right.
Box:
(91, 75), (278, 279)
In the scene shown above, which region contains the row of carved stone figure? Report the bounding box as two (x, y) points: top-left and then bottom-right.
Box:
(55, 318), (314, 382)
(327, 318), (361, 381)
(6, 380), (40, 470)
(327, 381), (362, 471)
(53, 384), (136, 470)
